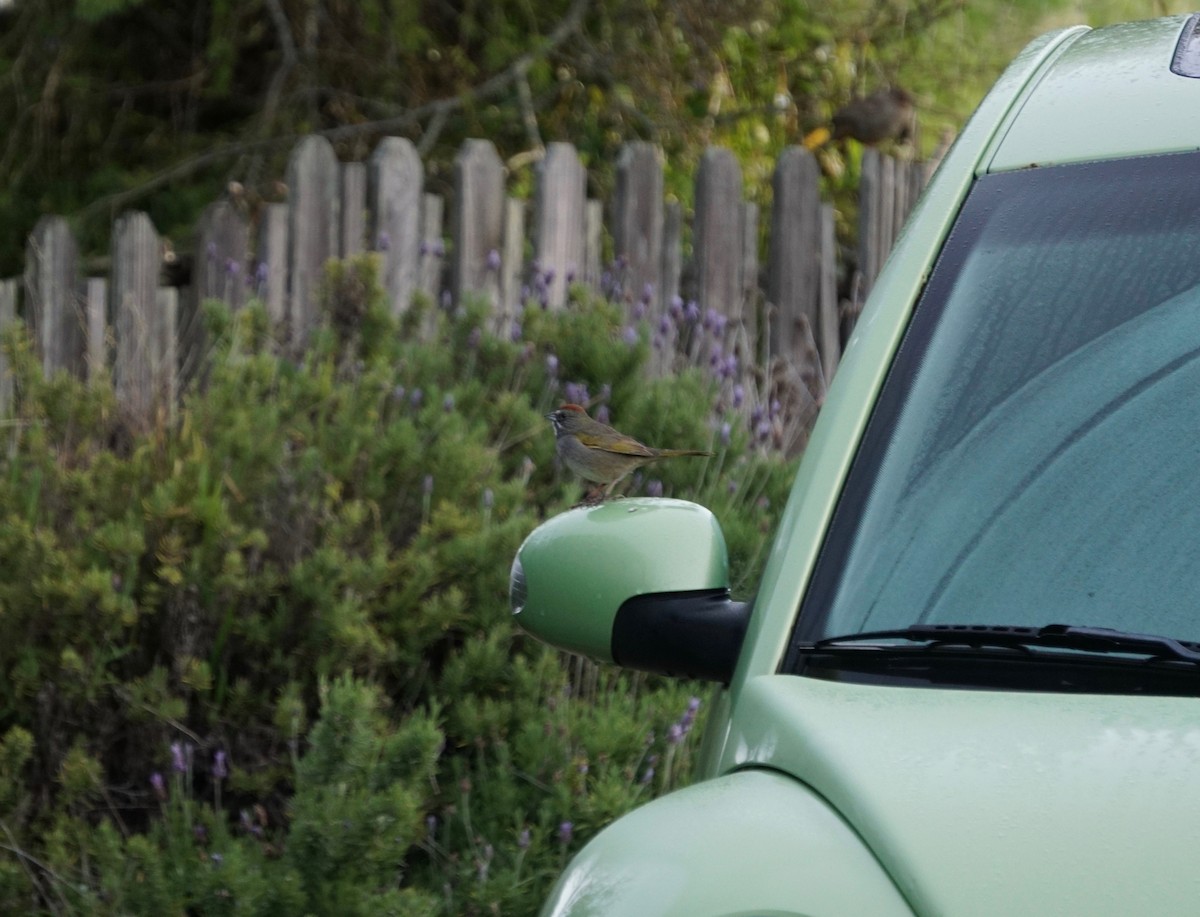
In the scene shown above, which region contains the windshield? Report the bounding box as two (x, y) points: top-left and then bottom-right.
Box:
(792, 151), (1200, 652)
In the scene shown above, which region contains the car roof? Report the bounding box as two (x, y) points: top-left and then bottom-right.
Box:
(985, 14), (1200, 172)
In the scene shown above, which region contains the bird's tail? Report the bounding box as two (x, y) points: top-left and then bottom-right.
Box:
(654, 449), (714, 459)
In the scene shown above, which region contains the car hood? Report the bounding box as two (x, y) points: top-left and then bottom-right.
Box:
(723, 675), (1200, 915)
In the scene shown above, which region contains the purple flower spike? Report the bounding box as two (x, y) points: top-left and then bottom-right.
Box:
(212, 750), (228, 780)
(646, 479), (664, 498)
(564, 382), (589, 405)
(518, 828), (531, 849)
(377, 231), (391, 251)
(150, 771), (166, 800)
(410, 388), (424, 408)
(640, 766), (655, 785)
(510, 321), (523, 342)
(442, 393), (455, 413)
(720, 422), (731, 446)
(733, 384), (745, 408)
(642, 282), (655, 305)
(423, 474), (434, 496)
(170, 742), (188, 773)
(596, 405), (610, 424)
(622, 325), (639, 346)
(684, 300), (701, 324)
(546, 354), (559, 377)
(558, 821), (574, 845)
(486, 249), (501, 272)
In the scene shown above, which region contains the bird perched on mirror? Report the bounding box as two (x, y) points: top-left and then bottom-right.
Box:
(546, 404), (712, 504)
(803, 86), (915, 149)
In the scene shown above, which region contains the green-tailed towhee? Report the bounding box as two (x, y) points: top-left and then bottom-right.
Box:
(546, 403), (713, 502)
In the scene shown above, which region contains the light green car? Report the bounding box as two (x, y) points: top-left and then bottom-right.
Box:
(511, 14), (1200, 916)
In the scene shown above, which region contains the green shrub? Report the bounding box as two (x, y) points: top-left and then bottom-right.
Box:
(0, 256), (796, 914)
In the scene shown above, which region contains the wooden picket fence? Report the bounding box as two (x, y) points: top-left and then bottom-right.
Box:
(0, 137), (931, 452)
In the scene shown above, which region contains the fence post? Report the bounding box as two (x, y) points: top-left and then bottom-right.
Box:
(25, 216), (86, 379)
(194, 200), (249, 311)
(451, 140), (505, 312)
(286, 135), (340, 344)
(257, 203), (289, 324)
(878, 154), (897, 259)
(660, 200), (682, 313)
(341, 161), (367, 257)
(857, 149), (882, 299)
(498, 197), (525, 331)
(111, 212), (168, 424)
(767, 147), (821, 368)
(86, 278), (107, 383)
(693, 147), (745, 324)
(0, 280), (15, 415)
(584, 199), (603, 290)
(741, 201), (760, 362)
(419, 193), (445, 308)
(369, 137), (423, 315)
(157, 286), (178, 419)
(817, 203), (840, 383)
(612, 142), (664, 314)
(535, 142), (586, 310)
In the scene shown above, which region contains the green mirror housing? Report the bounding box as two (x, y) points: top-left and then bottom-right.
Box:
(510, 498), (751, 683)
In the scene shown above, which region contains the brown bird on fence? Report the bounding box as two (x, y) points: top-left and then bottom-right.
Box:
(804, 87), (915, 149)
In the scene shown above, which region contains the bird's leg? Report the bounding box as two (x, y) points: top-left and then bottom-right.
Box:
(573, 484), (607, 508)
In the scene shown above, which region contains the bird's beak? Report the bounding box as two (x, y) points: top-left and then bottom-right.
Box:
(544, 413), (554, 421)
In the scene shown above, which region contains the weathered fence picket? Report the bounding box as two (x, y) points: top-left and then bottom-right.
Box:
(8, 132), (931, 439)
(767, 147), (822, 369)
(26, 216), (86, 379)
(86, 278), (106, 383)
(535, 143), (587, 310)
(340, 161), (366, 258)
(369, 137), (422, 316)
(111, 212), (165, 423)
(419, 192), (446, 309)
(286, 135), (340, 344)
(612, 142), (664, 314)
(693, 148), (746, 327)
(451, 140), (505, 311)
(257, 203), (289, 324)
(0, 279), (15, 416)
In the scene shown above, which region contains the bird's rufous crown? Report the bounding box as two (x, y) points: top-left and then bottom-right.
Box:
(558, 403), (588, 414)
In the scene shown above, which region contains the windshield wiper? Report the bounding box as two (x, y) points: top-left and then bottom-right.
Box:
(812, 623), (1200, 666)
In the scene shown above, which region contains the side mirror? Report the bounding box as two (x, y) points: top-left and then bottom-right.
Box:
(510, 498), (751, 683)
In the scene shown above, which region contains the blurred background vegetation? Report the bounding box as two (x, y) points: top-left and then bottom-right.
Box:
(0, 0), (1192, 274)
(0, 1), (1194, 913)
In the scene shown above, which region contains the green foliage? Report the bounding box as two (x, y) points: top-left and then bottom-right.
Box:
(0, 258), (794, 913)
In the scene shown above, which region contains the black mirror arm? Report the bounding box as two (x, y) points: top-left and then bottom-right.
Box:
(611, 589), (751, 684)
